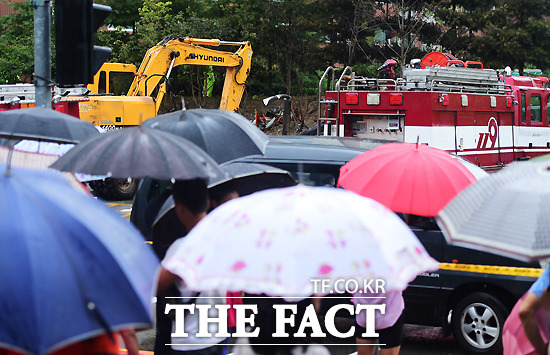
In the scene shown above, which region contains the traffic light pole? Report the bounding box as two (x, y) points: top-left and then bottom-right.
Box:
(33, 0), (52, 109)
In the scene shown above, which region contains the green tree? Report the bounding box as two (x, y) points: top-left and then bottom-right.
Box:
(436, 0), (550, 71)
(317, 0), (377, 66)
(0, 0), (37, 83)
(360, 0), (443, 71)
(100, 0), (142, 32)
(216, 0), (325, 96)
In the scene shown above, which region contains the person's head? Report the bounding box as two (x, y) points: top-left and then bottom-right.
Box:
(209, 181), (239, 211)
(171, 178), (209, 229)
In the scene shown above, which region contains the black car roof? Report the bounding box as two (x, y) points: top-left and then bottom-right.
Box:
(236, 135), (386, 163)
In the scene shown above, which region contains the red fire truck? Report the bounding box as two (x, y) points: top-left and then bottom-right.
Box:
(318, 52), (550, 170)
(0, 83), (85, 116)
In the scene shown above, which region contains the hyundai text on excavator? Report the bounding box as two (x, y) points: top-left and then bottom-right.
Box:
(79, 35), (253, 128)
(318, 51), (550, 171)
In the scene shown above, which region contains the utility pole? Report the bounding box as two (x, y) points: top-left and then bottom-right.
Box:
(34, 0), (52, 108)
(282, 97), (291, 135)
(263, 94), (292, 134)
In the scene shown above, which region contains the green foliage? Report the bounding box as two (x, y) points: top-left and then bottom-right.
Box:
(435, 0), (550, 71)
(135, 0), (176, 49)
(0, 0), (36, 83)
(352, 62), (379, 77)
(4, 0), (550, 92)
(100, 0), (142, 31)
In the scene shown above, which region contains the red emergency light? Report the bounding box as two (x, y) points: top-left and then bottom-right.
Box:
(389, 93), (403, 105)
(345, 93), (359, 105)
(439, 94), (449, 106)
(506, 97), (513, 108)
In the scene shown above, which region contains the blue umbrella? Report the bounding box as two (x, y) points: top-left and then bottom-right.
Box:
(0, 165), (158, 355)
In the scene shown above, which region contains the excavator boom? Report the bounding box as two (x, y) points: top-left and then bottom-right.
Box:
(79, 35), (253, 127)
(128, 36), (252, 113)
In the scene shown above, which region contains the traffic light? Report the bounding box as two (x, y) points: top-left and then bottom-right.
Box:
(55, 0), (112, 86)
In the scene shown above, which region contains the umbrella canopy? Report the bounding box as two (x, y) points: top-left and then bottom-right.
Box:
(529, 154), (550, 162)
(161, 185), (439, 298)
(437, 160), (550, 262)
(0, 139), (102, 183)
(337, 142), (477, 217)
(143, 109), (268, 163)
(0, 165), (158, 355)
(209, 162), (298, 197)
(451, 154), (489, 180)
(50, 126), (226, 181)
(0, 145), (89, 193)
(0, 107), (100, 144)
(150, 162), (298, 249)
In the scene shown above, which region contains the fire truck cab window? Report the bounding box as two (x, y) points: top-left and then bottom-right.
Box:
(531, 95), (542, 123)
(521, 92), (527, 123)
(98, 71), (107, 94)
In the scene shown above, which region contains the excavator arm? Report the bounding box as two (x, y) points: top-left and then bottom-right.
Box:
(127, 35), (253, 112)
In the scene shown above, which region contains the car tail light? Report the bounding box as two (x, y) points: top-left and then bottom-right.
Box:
(345, 93), (358, 105)
(389, 93), (403, 105)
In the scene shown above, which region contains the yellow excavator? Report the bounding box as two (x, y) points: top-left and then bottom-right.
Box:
(79, 35), (253, 128)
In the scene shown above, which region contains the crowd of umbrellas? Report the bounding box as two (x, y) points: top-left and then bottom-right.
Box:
(0, 106), (548, 354)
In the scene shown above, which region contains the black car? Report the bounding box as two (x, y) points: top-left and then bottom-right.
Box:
(130, 135), (541, 354)
(404, 216), (540, 354)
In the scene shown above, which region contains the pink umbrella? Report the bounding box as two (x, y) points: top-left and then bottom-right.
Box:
(337, 142), (477, 217)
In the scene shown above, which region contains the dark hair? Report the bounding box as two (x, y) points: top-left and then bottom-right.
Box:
(171, 178), (209, 215)
(249, 297), (314, 355)
(209, 181), (237, 206)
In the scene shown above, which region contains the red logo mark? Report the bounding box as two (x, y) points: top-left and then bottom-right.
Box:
(477, 117), (498, 149)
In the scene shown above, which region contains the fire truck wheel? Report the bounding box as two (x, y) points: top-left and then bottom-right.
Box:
(88, 178), (139, 201)
(451, 292), (507, 354)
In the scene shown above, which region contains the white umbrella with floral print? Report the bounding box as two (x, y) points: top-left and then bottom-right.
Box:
(162, 185), (439, 298)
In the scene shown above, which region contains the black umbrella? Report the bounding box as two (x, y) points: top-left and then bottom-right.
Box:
(209, 162), (298, 197)
(0, 107), (100, 144)
(50, 126), (226, 181)
(143, 109), (268, 163)
(150, 162), (297, 248)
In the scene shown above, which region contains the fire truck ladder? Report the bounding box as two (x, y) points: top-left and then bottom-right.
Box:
(0, 84), (89, 106)
(318, 66), (401, 136)
(401, 66), (511, 94)
(0, 84), (36, 105)
(318, 66), (354, 136)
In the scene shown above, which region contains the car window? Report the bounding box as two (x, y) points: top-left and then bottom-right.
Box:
(407, 215), (440, 230)
(395, 213), (440, 231)
(262, 162), (340, 187)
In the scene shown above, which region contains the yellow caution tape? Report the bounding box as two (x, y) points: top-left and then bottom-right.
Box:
(439, 262), (543, 278)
